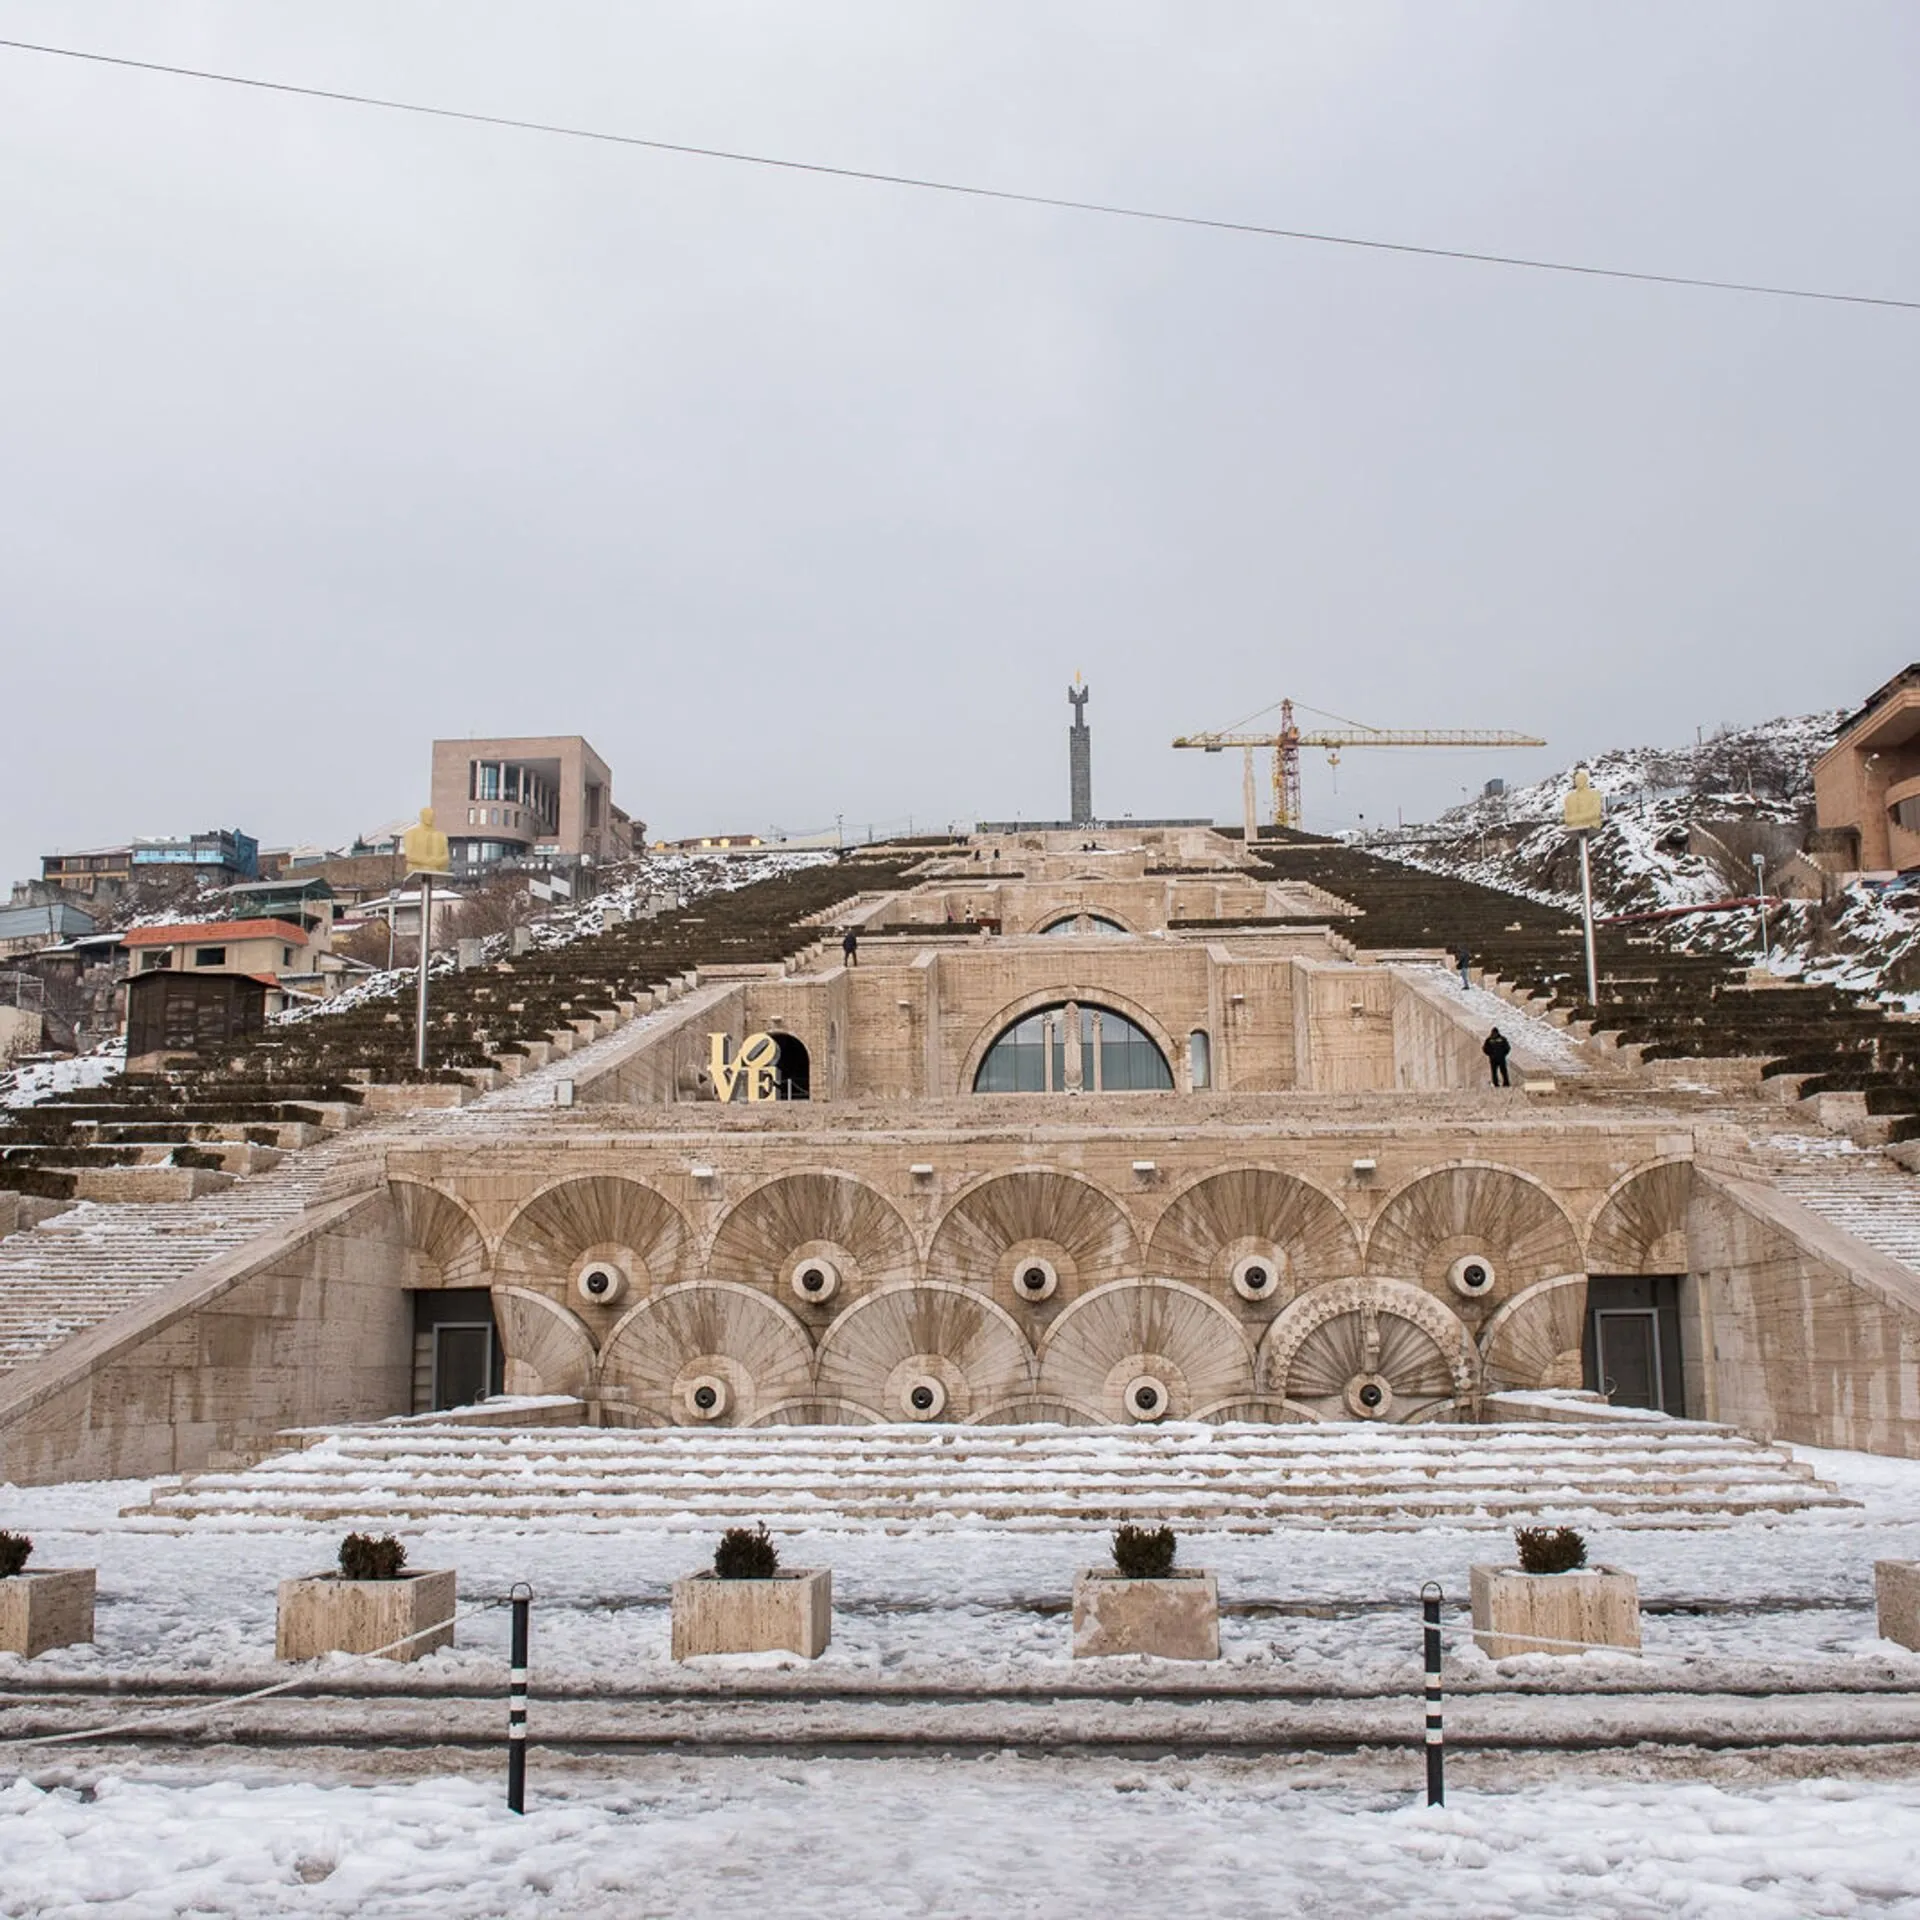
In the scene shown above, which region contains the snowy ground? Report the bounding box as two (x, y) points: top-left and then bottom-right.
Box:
(5, 1764), (1920, 1919)
(5, 1443), (1920, 1915)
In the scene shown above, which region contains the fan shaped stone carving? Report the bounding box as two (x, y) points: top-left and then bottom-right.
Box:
(1260, 1277), (1478, 1423)
(494, 1176), (690, 1308)
(813, 1282), (1034, 1422)
(1480, 1274), (1590, 1393)
(387, 1181), (488, 1290)
(1146, 1168), (1361, 1303)
(1036, 1279), (1255, 1421)
(599, 1280), (815, 1427)
(493, 1286), (597, 1401)
(928, 1171), (1142, 1322)
(1365, 1164), (1581, 1300)
(707, 1173), (918, 1312)
(1587, 1160), (1692, 1274)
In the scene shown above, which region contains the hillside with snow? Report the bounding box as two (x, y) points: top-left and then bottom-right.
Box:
(1364, 713), (1920, 1005)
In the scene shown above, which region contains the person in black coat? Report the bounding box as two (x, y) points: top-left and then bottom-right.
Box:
(1455, 942), (1472, 990)
(1483, 1026), (1512, 1087)
(842, 927), (859, 967)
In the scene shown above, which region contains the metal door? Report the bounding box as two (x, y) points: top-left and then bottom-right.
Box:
(1594, 1308), (1663, 1411)
(432, 1322), (493, 1411)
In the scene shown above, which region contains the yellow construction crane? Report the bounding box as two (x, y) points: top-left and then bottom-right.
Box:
(1173, 699), (1547, 840)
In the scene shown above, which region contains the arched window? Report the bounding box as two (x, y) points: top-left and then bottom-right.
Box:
(973, 1002), (1174, 1093)
(1188, 1030), (1211, 1090)
(1039, 913), (1129, 936)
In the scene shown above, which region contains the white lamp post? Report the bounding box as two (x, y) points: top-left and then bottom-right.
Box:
(1752, 852), (1770, 969)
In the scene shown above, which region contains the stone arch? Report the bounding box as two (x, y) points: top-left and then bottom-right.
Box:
(706, 1173), (918, 1318)
(813, 1281), (1034, 1422)
(1035, 1279), (1255, 1422)
(1364, 1162), (1582, 1303)
(957, 985), (1182, 1096)
(387, 1180), (489, 1290)
(1259, 1277), (1479, 1423)
(599, 1280), (815, 1427)
(928, 1169), (1141, 1327)
(1034, 908), (1136, 936)
(1146, 1166), (1361, 1304)
(492, 1286), (597, 1400)
(1479, 1273), (1590, 1393)
(1586, 1158), (1693, 1274)
(494, 1176), (690, 1309)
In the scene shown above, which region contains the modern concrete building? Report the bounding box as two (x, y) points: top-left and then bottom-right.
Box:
(1814, 664), (1920, 872)
(429, 735), (636, 875)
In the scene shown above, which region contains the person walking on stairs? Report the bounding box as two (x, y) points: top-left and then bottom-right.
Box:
(1483, 1026), (1512, 1088)
(1455, 942), (1472, 990)
(842, 927), (859, 967)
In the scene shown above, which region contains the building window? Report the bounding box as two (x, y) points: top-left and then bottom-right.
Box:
(1893, 795), (1920, 832)
(973, 1002), (1173, 1093)
(193, 946), (227, 968)
(282, 947), (295, 967)
(1039, 913), (1128, 936)
(1189, 1030), (1211, 1090)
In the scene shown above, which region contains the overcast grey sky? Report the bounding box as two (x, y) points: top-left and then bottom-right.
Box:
(3, 2), (1916, 879)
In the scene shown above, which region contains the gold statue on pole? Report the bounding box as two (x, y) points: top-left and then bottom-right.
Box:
(1562, 767), (1604, 835)
(1561, 768), (1604, 1005)
(401, 806), (452, 876)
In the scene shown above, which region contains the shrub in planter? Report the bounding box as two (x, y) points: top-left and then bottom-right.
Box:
(339, 1533), (408, 1581)
(1111, 1525), (1177, 1580)
(712, 1524), (779, 1581)
(0, 1529), (96, 1658)
(276, 1535), (454, 1663)
(1472, 1526), (1639, 1659)
(1074, 1525), (1218, 1661)
(672, 1524), (830, 1660)
(1514, 1526), (1588, 1575)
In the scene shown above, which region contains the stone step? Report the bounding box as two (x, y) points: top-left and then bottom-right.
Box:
(133, 1418), (1852, 1530)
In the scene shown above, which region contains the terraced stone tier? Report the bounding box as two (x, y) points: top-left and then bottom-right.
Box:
(130, 1419), (1856, 1532)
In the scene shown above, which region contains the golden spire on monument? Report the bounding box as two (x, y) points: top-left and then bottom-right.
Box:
(1562, 766), (1604, 834)
(401, 806), (452, 876)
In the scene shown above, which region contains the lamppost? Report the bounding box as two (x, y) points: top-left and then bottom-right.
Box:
(1562, 767), (1605, 1007)
(1752, 852), (1771, 970)
(400, 809), (453, 1072)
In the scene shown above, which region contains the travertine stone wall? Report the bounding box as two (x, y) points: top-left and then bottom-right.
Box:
(1685, 1169), (1920, 1458)
(0, 1193), (412, 1486)
(378, 1109), (1695, 1429)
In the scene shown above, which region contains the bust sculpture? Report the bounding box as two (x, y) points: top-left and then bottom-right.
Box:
(1562, 767), (1604, 834)
(401, 806), (452, 876)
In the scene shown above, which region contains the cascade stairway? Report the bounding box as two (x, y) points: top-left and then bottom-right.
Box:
(1773, 1162), (1920, 1274)
(131, 1417), (1855, 1532)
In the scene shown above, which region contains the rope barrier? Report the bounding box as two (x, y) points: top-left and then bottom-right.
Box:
(0, 1599), (505, 1752)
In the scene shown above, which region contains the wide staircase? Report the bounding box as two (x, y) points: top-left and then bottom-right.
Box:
(130, 1417), (1856, 1532)
(1255, 836), (1920, 1114)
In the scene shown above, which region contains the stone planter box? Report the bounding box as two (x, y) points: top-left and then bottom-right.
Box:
(1470, 1565), (1640, 1659)
(1875, 1560), (1920, 1651)
(0, 1569), (96, 1658)
(1072, 1569), (1219, 1661)
(671, 1570), (831, 1660)
(276, 1569), (456, 1663)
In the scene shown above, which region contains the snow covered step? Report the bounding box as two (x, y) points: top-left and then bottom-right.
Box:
(1775, 1166), (1920, 1273)
(133, 1419), (1853, 1530)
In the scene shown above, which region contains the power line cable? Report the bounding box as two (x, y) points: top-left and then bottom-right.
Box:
(1, 35), (1915, 314)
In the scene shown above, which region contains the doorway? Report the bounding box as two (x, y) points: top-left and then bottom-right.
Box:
(772, 1032), (811, 1100)
(411, 1288), (503, 1412)
(1584, 1275), (1685, 1413)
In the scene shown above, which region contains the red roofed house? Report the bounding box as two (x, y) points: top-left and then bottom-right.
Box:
(119, 919), (333, 1065)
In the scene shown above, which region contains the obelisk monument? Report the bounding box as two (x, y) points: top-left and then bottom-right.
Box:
(1068, 677), (1093, 827)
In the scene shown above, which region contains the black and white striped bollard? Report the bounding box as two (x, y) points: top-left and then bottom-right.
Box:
(507, 1584), (532, 1813)
(1421, 1580), (1444, 1806)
